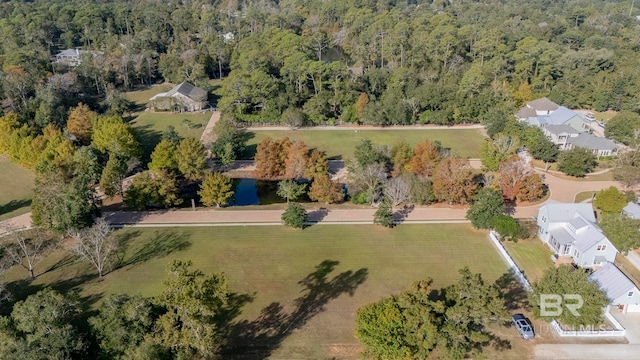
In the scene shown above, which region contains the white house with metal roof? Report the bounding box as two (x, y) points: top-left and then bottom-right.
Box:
(589, 262), (640, 313)
(537, 203), (618, 268)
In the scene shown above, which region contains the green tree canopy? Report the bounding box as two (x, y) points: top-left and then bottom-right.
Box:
(557, 147), (597, 177)
(593, 186), (627, 214)
(0, 288), (86, 359)
(605, 111), (640, 145)
(599, 214), (640, 255)
(198, 172), (234, 207)
(148, 139), (179, 174)
(530, 266), (608, 327)
(466, 187), (506, 229)
(281, 202), (308, 229)
(176, 137), (208, 181)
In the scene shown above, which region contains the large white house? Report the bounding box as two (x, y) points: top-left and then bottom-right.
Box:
(589, 262), (640, 313)
(537, 203), (618, 268)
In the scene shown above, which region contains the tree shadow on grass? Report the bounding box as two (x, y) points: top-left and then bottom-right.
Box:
(495, 269), (530, 312)
(220, 260), (368, 359)
(43, 253), (78, 275)
(0, 199), (31, 216)
(131, 123), (162, 164)
(117, 229), (191, 268)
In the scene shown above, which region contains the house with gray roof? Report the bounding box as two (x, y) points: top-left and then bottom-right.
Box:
(149, 82), (209, 112)
(542, 124), (581, 150)
(567, 133), (618, 157)
(537, 203), (618, 268)
(525, 97), (559, 116)
(622, 202), (640, 220)
(589, 262), (640, 313)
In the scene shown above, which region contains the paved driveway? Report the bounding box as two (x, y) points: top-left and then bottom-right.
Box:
(533, 344), (640, 359)
(612, 312), (640, 344)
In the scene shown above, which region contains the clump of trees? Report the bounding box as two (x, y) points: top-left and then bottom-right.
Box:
(356, 268), (509, 360)
(0, 260), (230, 359)
(281, 202), (308, 229)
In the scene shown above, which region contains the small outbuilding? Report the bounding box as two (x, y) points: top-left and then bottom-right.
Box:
(590, 262), (640, 313)
(149, 82), (208, 112)
(623, 202), (640, 220)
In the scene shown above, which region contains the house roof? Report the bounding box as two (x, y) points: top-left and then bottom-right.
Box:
(544, 124), (580, 136)
(567, 133), (618, 151)
(527, 97), (559, 112)
(623, 202), (640, 219)
(516, 107), (537, 119)
(541, 203), (596, 223)
(547, 218), (607, 252)
(55, 49), (102, 57)
(150, 82), (208, 102)
(590, 262), (637, 301)
(547, 106), (579, 125)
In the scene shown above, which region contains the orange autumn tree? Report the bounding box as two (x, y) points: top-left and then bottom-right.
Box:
(253, 137), (292, 180)
(406, 140), (441, 177)
(432, 157), (477, 204)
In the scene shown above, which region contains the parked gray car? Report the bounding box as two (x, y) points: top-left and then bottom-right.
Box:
(512, 313), (535, 339)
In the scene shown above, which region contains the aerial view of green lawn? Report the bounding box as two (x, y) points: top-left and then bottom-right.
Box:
(503, 238), (555, 283)
(0, 156), (34, 221)
(2, 224), (521, 359)
(243, 128), (486, 160)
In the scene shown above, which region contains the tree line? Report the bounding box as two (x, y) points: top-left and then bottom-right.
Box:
(3, 1), (640, 135)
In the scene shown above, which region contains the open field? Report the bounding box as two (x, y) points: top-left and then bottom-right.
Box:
(242, 128), (486, 160)
(0, 156), (34, 221)
(503, 238), (555, 283)
(1, 224), (522, 359)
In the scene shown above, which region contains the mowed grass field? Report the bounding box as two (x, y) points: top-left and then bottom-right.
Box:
(2, 224), (518, 359)
(503, 238), (554, 283)
(0, 156), (34, 221)
(243, 128), (486, 160)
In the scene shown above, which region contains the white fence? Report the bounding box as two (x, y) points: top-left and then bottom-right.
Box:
(488, 231), (626, 338)
(488, 231), (532, 290)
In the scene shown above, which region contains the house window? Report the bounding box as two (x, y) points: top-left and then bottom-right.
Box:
(629, 291), (634, 297)
(597, 245), (606, 251)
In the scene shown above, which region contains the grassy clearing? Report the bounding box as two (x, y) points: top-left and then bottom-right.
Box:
(2, 224), (517, 359)
(129, 112), (212, 161)
(0, 156), (34, 221)
(574, 191), (595, 203)
(125, 84), (173, 110)
(503, 238), (554, 283)
(242, 128), (486, 160)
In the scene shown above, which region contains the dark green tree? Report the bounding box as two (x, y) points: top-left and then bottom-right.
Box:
(530, 266), (608, 327)
(281, 202), (308, 229)
(490, 215), (522, 242)
(557, 148), (597, 177)
(153, 260), (228, 359)
(373, 198), (394, 228)
(466, 188), (506, 229)
(89, 294), (159, 360)
(0, 288), (86, 359)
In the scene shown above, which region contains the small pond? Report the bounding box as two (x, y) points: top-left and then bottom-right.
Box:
(230, 179), (284, 206)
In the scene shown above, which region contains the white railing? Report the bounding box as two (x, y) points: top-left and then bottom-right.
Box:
(488, 231), (532, 290)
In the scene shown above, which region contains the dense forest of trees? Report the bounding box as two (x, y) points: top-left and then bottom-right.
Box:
(1, 0), (640, 130)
